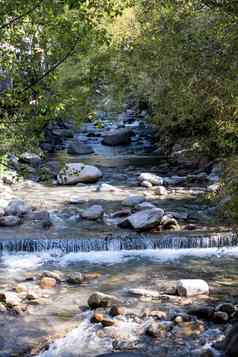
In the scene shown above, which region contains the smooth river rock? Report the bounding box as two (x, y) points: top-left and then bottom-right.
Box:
(176, 279), (209, 297)
(57, 163), (102, 185)
(0, 215), (21, 226)
(5, 199), (30, 217)
(138, 172), (163, 186)
(81, 205), (104, 220)
(102, 128), (132, 146)
(119, 208), (164, 231)
(67, 140), (94, 155)
(225, 323), (238, 357)
(88, 292), (122, 309)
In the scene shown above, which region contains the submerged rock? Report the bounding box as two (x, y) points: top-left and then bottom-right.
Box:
(81, 205), (104, 220)
(122, 195), (145, 207)
(0, 215), (21, 226)
(177, 279), (209, 297)
(102, 128), (132, 146)
(57, 163), (103, 185)
(88, 292), (122, 309)
(5, 199), (30, 217)
(40, 277), (57, 289)
(67, 140), (94, 155)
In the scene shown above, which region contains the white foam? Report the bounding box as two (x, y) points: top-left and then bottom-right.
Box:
(2, 246), (238, 272)
(38, 311), (112, 357)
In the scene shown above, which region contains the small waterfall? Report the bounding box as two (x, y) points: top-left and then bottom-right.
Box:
(0, 232), (237, 253)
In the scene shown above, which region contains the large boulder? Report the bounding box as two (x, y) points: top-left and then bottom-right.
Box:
(81, 205), (104, 220)
(67, 140), (94, 155)
(5, 199), (30, 217)
(119, 208), (164, 231)
(102, 128), (132, 146)
(57, 163), (103, 185)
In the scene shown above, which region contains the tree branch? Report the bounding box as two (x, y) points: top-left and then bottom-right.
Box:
(23, 36), (80, 92)
(0, 0), (44, 31)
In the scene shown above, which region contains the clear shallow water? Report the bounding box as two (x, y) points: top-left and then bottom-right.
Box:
(1, 246), (238, 356)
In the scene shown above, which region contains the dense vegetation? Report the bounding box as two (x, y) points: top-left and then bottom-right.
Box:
(1, 1), (238, 209)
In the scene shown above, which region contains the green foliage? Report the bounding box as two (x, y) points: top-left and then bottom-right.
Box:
(0, 0), (128, 154)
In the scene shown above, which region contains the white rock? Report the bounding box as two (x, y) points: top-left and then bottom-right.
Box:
(176, 279), (209, 297)
(119, 208), (164, 230)
(96, 183), (121, 192)
(57, 163), (102, 185)
(138, 173), (163, 186)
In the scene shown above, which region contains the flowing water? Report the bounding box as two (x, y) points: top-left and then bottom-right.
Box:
(0, 114), (236, 356)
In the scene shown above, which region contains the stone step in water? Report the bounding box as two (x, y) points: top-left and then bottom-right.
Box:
(0, 232), (236, 253)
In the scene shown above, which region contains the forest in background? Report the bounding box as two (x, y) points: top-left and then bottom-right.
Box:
(0, 0), (238, 215)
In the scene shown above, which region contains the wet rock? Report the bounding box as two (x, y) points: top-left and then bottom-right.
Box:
(188, 306), (215, 320)
(177, 279), (209, 297)
(5, 199), (30, 217)
(28, 210), (50, 221)
(128, 288), (160, 298)
(216, 303), (235, 316)
(138, 173), (163, 186)
(224, 323), (238, 357)
(154, 186), (168, 196)
(146, 321), (169, 338)
(19, 152), (42, 168)
(135, 202), (156, 211)
(88, 292), (122, 309)
(213, 311), (229, 324)
(146, 310), (167, 320)
(67, 140), (94, 155)
(92, 309), (115, 327)
(122, 195), (145, 207)
(102, 128), (132, 146)
(111, 209), (131, 218)
(57, 163), (103, 185)
(81, 205), (104, 220)
(163, 176), (187, 185)
(0, 208), (4, 217)
(40, 277), (57, 289)
(0, 215), (21, 226)
(161, 215), (180, 231)
(174, 313), (192, 324)
(174, 321), (205, 337)
(110, 305), (126, 317)
(65, 273), (84, 285)
(119, 208), (164, 231)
